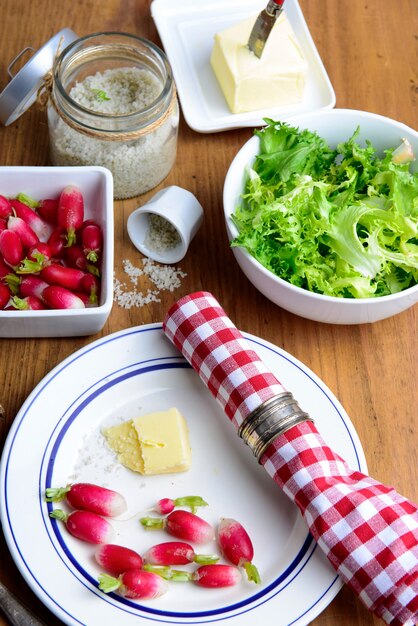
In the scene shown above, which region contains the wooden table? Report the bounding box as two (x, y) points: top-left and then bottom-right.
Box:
(0, 1), (416, 624)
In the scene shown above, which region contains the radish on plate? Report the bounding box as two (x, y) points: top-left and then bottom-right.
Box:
(153, 495), (208, 515)
(144, 563), (242, 588)
(50, 509), (114, 544)
(95, 544), (143, 576)
(191, 564), (242, 588)
(140, 510), (214, 545)
(217, 518), (261, 584)
(45, 482), (127, 517)
(98, 569), (168, 600)
(143, 541), (219, 566)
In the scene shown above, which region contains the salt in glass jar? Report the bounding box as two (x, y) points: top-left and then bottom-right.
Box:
(47, 32), (179, 199)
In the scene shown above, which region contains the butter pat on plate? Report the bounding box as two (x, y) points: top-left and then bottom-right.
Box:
(102, 407), (192, 475)
(210, 13), (307, 114)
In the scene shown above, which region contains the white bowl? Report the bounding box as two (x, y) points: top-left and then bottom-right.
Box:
(0, 166), (114, 337)
(224, 109), (418, 324)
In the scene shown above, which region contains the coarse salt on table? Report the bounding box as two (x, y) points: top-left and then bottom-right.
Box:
(163, 291), (418, 626)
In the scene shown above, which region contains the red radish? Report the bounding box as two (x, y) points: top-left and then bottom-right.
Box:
(17, 243), (52, 274)
(191, 564), (242, 588)
(217, 518), (260, 584)
(42, 285), (85, 309)
(80, 218), (99, 230)
(140, 510), (214, 545)
(79, 273), (99, 303)
(40, 264), (85, 291)
(37, 197), (59, 224)
(48, 227), (66, 258)
(95, 544), (143, 576)
(144, 563), (242, 588)
(65, 245), (100, 276)
(0, 256), (10, 278)
(144, 541), (219, 566)
(50, 509), (114, 544)
(72, 291), (93, 307)
(0, 283), (11, 309)
(0, 195), (12, 219)
(45, 483), (127, 517)
(28, 242), (52, 263)
(57, 185), (84, 246)
(10, 295), (46, 310)
(0, 218), (7, 233)
(64, 245), (88, 270)
(7, 216), (39, 249)
(98, 569), (168, 600)
(153, 496), (208, 515)
(14, 275), (49, 299)
(10, 199), (52, 242)
(81, 223), (102, 263)
(0, 230), (24, 266)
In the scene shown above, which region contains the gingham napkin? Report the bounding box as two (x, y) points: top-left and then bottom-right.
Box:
(163, 291), (418, 626)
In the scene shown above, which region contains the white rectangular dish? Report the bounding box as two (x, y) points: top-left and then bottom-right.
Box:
(0, 166), (114, 338)
(151, 0), (336, 133)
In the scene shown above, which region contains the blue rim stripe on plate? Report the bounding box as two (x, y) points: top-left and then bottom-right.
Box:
(2, 324), (361, 625)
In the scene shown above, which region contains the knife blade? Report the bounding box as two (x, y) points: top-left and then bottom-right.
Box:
(247, 0), (285, 58)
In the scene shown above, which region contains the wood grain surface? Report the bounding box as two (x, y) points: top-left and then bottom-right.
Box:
(0, 1), (416, 625)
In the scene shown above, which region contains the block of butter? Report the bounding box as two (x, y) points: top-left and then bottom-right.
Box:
(102, 407), (192, 475)
(210, 13), (307, 113)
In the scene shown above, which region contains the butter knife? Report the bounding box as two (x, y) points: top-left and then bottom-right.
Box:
(247, 0), (285, 58)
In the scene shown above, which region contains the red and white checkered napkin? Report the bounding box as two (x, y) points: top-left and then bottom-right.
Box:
(163, 291), (418, 626)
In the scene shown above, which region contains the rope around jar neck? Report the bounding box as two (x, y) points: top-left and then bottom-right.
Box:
(37, 70), (177, 141)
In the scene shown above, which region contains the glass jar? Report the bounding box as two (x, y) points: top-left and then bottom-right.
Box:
(47, 32), (179, 199)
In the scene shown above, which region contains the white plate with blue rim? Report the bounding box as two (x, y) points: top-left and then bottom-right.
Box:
(151, 0), (335, 133)
(0, 324), (366, 625)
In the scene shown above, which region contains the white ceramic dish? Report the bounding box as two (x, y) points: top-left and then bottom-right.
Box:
(224, 109), (418, 324)
(0, 166), (114, 337)
(0, 324), (367, 626)
(151, 0), (335, 133)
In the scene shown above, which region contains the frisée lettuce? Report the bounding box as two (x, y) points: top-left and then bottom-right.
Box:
(231, 120), (418, 298)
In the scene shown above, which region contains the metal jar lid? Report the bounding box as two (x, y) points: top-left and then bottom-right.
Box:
(0, 28), (78, 126)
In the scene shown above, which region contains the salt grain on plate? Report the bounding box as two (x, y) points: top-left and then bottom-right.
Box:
(114, 257), (187, 309)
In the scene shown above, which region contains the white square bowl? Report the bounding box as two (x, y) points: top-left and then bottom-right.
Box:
(0, 166), (114, 337)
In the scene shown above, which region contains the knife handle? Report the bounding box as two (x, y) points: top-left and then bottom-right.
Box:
(266, 0), (285, 17)
(0, 580), (46, 626)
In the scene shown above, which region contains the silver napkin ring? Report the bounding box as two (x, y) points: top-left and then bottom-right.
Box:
(238, 391), (313, 462)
